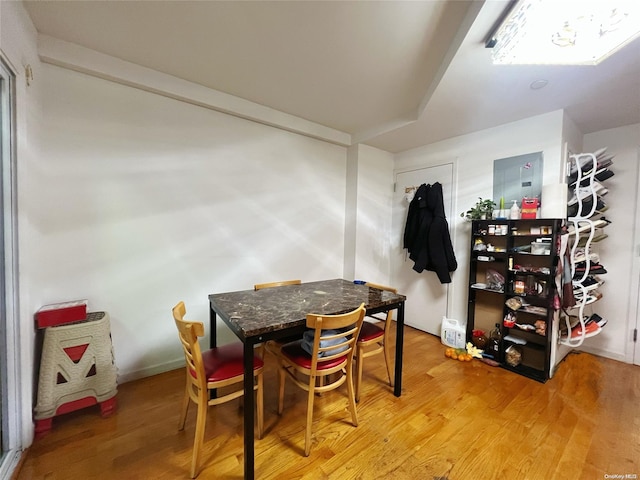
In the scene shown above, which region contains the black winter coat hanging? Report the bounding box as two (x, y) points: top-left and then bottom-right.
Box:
(403, 182), (457, 283)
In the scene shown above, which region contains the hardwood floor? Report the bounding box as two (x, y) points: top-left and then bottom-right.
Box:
(15, 326), (640, 479)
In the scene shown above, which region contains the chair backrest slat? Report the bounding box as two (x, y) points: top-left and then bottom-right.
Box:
(363, 282), (397, 294)
(173, 301), (207, 391)
(254, 279), (302, 290)
(306, 303), (365, 367)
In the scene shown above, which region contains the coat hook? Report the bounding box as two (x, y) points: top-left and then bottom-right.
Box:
(404, 185), (418, 203)
(404, 185), (422, 203)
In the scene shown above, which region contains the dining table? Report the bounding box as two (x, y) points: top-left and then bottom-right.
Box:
(208, 278), (406, 480)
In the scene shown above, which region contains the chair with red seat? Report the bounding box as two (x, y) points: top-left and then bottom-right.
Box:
(275, 303), (365, 456)
(354, 282), (397, 402)
(172, 301), (264, 478)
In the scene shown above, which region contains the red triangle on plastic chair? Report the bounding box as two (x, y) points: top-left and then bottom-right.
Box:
(63, 344), (89, 363)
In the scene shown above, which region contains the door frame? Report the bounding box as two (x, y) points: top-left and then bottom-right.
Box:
(391, 161), (457, 334)
(0, 54), (23, 479)
(631, 146), (640, 366)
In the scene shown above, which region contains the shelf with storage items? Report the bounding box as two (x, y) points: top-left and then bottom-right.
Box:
(467, 220), (509, 349)
(467, 219), (562, 382)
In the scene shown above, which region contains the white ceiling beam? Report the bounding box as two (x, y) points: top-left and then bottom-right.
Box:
(37, 34), (352, 147)
(353, 1), (486, 145)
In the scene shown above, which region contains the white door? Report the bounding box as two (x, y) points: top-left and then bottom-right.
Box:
(391, 163), (455, 335)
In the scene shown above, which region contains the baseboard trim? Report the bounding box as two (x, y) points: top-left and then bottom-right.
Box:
(576, 345), (627, 363)
(117, 358), (185, 384)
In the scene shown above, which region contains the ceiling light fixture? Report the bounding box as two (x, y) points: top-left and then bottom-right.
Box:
(486, 0), (640, 65)
(529, 79), (548, 90)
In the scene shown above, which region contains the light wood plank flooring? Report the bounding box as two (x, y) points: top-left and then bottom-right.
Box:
(15, 326), (640, 479)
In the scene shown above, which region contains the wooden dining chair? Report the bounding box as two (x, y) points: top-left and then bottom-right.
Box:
(254, 279), (302, 290)
(254, 280), (302, 358)
(172, 301), (264, 478)
(276, 303), (365, 456)
(354, 282), (397, 402)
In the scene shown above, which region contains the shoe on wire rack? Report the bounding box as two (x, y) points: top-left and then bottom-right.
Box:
(570, 319), (601, 339)
(573, 276), (604, 292)
(573, 290), (603, 305)
(576, 232), (608, 247)
(574, 261), (607, 275)
(573, 248), (600, 264)
(569, 168), (615, 186)
(567, 183), (609, 206)
(568, 151), (613, 175)
(567, 197), (607, 218)
(587, 313), (607, 328)
(567, 217), (611, 235)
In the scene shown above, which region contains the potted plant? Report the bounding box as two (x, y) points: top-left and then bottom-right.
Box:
(460, 197), (496, 220)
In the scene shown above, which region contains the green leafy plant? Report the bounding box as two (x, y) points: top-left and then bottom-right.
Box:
(460, 197), (496, 220)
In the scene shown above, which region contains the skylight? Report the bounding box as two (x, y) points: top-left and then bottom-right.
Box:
(488, 0), (640, 65)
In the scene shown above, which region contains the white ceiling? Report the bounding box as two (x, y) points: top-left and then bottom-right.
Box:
(23, 0), (640, 153)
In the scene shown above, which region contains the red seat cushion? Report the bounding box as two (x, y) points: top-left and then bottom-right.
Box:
(280, 340), (347, 370)
(358, 321), (384, 342)
(200, 343), (264, 383)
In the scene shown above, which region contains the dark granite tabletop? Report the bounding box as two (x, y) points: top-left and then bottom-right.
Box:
(209, 278), (406, 340)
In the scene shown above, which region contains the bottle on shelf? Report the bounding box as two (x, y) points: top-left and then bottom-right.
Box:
(510, 200), (520, 219)
(487, 323), (502, 360)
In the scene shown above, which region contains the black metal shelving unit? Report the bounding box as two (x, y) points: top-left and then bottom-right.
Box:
(467, 218), (562, 382)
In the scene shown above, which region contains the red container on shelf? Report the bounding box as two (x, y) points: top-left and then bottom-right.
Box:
(35, 300), (88, 329)
(521, 197), (539, 219)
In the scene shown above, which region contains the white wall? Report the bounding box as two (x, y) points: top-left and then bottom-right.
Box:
(562, 113), (584, 162)
(343, 145), (358, 280)
(582, 123), (640, 362)
(34, 63), (350, 381)
(393, 110), (565, 327)
(353, 144), (394, 283)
